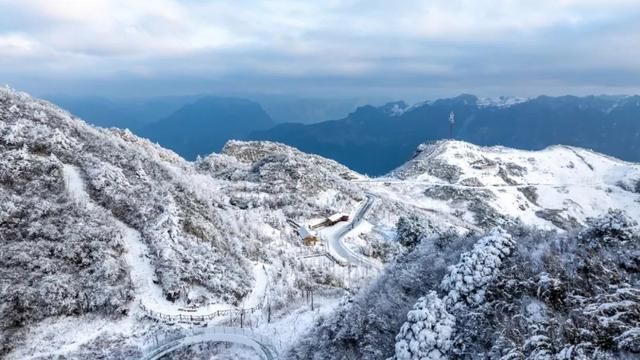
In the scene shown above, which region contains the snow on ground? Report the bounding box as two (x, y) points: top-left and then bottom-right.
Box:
(362, 180), (482, 232)
(139, 293), (343, 359)
(342, 219), (373, 255)
(62, 164), (239, 317)
(241, 263), (269, 309)
(477, 96), (529, 108)
(321, 221), (354, 264)
(49, 165), (281, 359)
(141, 327), (276, 360)
(42, 142), (640, 358)
(255, 296), (342, 354)
(318, 196), (381, 269)
(315, 189), (339, 208)
(364, 141), (640, 230)
(62, 164), (94, 210)
(6, 315), (140, 360)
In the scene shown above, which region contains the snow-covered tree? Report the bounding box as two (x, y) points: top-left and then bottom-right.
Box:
(1, 87), (382, 356)
(392, 229), (515, 359)
(395, 291), (455, 360)
(289, 233), (467, 360)
(448, 216), (640, 359)
(397, 215), (431, 249)
(580, 208), (639, 244)
(440, 228), (515, 309)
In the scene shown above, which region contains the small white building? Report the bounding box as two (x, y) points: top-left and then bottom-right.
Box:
(327, 213), (349, 224)
(310, 213), (350, 230)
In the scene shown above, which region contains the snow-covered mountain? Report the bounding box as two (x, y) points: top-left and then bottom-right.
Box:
(288, 144), (640, 359)
(2, 88), (640, 359)
(476, 96), (529, 108)
(252, 94), (640, 176)
(381, 140), (640, 230)
(0, 88), (384, 358)
(291, 140), (640, 359)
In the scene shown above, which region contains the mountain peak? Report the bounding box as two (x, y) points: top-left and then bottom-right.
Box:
(379, 101), (409, 116)
(432, 94), (479, 107)
(477, 96), (529, 108)
(140, 97), (274, 160)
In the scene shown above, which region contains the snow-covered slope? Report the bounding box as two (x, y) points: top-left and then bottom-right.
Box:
(0, 88), (375, 358)
(374, 140), (640, 230)
(289, 141), (640, 359)
(3, 87), (640, 359)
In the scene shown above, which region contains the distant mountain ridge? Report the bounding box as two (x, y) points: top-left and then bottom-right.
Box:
(45, 94), (375, 160)
(43, 94), (201, 129)
(46, 94), (372, 128)
(139, 96), (275, 160)
(250, 94), (640, 175)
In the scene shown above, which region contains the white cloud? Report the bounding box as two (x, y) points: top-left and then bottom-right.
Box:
(0, 33), (38, 56)
(2, 0), (248, 57)
(0, 0), (639, 96)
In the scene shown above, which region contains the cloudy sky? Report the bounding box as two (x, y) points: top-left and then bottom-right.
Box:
(1, 0), (639, 101)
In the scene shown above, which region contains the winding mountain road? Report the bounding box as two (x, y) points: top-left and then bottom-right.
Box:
(323, 193), (379, 268)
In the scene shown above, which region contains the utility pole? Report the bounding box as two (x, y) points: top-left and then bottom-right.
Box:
(311, 290), (314, 311)
(449, 111), (455, 139)
(267, 302), (271, 323)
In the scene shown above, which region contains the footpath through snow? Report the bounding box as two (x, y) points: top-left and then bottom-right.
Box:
(62, 164), (279, 359)
(63, 164), (238, 317)
(62, 164), (271, 317)
(242, 263), (269, 309)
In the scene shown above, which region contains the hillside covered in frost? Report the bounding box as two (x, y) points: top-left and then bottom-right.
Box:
(288, 142), (640, 359)
(0, 88), (399, 358)
(290, 211), (640, 359)
(377, 140), (640, 230)
(2, 87), (640, 359)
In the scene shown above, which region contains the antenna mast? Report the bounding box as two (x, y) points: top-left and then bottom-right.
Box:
(448, 111), (455, 139)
